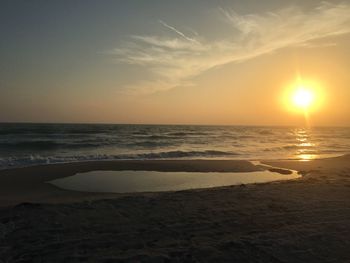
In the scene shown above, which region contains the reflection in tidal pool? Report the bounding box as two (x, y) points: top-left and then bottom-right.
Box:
(49, 167), (300, 193)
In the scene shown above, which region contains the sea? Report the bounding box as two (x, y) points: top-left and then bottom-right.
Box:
(0, 123), (349, 170)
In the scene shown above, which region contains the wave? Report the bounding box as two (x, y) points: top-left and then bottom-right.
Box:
(166, 132), (209, 136)
(0, 141), (66, 150)
(0, 138), (184, 151)
(0, 150), (239, 170)
(132, 135), (179, 140)
(131, 141), (177, 148)
(0, 140), (106, 150)
(0, 124), (114, 135)
(1, 124), (350, 170)
(257, 129), (275, 135)
(137, 150), (239, 159)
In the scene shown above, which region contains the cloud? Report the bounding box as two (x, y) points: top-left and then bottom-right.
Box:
(158, 20), (198, 43)
(112, 2), (350, 94)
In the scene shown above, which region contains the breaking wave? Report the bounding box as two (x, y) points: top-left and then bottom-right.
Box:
(0, 150), (239, 170)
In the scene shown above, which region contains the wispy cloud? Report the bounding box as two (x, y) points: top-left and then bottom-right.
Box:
(112, 2), (350, 94)
(158, 20), (198, 43)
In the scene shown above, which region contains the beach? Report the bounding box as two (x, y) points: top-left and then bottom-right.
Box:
(3, 0), (350, 261)
(0, 155), (349, 262)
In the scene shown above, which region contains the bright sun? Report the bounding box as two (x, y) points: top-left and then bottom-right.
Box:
(292, 87), (314, 109)
(282, 77), (324, 114)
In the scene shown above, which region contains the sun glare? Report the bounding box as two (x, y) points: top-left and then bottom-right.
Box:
(282, 77), (324, 115)
(292, 87), (314, 109)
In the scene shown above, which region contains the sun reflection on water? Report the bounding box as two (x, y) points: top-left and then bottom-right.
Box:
(298, 154), (317, 161)
(294, 128), (318, 161)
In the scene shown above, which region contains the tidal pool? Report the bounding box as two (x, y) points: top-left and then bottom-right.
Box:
(48, 165), (300, 193)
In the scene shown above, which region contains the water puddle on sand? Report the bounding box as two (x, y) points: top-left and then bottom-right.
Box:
(48, 162), (300, 193)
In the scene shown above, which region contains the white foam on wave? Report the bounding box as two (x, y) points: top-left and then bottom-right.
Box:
(0, 150), (240, 170)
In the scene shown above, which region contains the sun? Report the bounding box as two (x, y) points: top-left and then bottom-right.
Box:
(292, 87), (314, 109)
(282, 77), (325, 114)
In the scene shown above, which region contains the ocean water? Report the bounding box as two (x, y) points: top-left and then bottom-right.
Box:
(0, 123), (349, 170)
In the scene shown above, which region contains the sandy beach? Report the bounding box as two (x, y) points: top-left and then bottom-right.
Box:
(0, 155), (350, 262)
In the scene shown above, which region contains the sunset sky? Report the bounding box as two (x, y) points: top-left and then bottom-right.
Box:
(1, 0), (350, 126)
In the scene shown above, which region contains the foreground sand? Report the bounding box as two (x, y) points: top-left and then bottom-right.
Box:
(0, 156), (350, 262)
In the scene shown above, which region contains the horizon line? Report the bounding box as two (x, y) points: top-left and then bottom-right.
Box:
(0, 121), (349, 128)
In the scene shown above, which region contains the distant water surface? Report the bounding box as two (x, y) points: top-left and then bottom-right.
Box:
(0, 123), (349, 169)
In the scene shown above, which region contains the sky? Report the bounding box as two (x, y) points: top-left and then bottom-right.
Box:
(1, 0), (350, 126)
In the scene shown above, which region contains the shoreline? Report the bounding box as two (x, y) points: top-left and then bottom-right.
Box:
(0, 156), (345, 208)
(1, 155), (350, 261)
(0, 152), (345, 173)
(0, 159), (272, 207)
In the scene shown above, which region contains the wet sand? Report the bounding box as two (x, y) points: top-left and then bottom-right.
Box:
(0, 160), (262, 207)
(0, 156), (350, 262)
